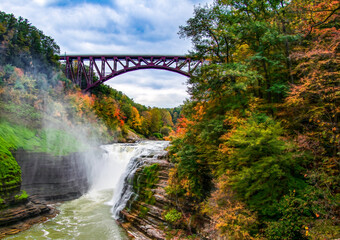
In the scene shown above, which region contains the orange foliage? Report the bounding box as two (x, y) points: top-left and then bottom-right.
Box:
(165, 116), (192, 141)
(289, 0), (339, 36)
(285, 0), (339, 158)
(13, 67), (24, 77)
(67, 91), (96, 119)
(202, 173), (257, 239)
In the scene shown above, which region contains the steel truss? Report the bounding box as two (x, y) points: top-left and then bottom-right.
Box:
(59, 55), (203, 91)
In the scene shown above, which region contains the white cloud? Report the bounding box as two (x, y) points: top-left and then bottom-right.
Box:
(0, 0), (210, 107)
(106, 70), (189, 108)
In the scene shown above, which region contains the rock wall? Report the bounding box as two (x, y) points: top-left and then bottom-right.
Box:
(117, 152), (173, 240)
(117, 150), (212, 240)
(15, 149), (89, 202)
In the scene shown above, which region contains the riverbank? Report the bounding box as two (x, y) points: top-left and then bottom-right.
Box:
(0, 196), (57, 238)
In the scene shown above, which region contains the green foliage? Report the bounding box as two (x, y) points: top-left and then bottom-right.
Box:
(0, 12), (60, 78)
(150, 108), (162, 133)
(153, 132), (163, 139)
(160, 126), (172, 137)
(133, 164), (160, 209)
(223, 116), (309, 217)
(265, 190), (310, 240)
(180, 0), (297, 103)
(138, 205), (150, 218)
(168, 132), (214, 203)
(164, 209), (182, 224)
(0, 197), (5, 209)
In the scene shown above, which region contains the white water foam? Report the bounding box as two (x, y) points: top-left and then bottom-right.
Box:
(107, 141), (169, 219)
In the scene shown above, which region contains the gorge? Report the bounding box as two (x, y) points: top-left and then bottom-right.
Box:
(1, 1), (339, 238)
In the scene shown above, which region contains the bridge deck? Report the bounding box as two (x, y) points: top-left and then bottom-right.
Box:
(59, 54), (202, 91)
(59, 55), (189, 60)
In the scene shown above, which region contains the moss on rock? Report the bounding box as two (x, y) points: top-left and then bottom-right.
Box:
(132, 163), (160, 216)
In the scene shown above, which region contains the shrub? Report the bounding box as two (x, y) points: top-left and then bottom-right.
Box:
(164, 209), (182, 224)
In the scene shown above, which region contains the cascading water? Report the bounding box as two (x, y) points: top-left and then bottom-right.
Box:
(110, 141), (169, 219)
(5, 141), (168, 240)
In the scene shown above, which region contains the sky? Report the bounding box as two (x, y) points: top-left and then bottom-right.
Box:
(0, 0), (211, 108)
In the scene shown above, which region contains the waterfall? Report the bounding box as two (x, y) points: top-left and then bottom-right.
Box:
(102, 141), (169, 220)
(87, 143), (142, 191)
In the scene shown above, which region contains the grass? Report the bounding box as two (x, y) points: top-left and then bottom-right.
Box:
(0, 120), (88, 156)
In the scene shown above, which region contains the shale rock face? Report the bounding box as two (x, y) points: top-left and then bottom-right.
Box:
(117, 151), (173, 240)
(15, 149), (89, 202)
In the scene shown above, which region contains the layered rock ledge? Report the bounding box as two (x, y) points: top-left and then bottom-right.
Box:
(0, 196), (57, 238)
(117, 151), (173, 240)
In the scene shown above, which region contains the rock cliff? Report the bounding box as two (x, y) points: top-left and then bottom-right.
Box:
(116, 149), (212, 240)
(116, 151), (173, 239)
(15, 149), (89, 201)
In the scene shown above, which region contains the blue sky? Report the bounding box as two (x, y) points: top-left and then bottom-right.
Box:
(0, 0), (211, 107)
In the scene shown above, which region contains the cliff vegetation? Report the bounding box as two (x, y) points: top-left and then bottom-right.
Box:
(165, 0), (339, 239)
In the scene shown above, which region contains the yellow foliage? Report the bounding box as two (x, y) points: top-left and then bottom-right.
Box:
(202, 173), (258, 240)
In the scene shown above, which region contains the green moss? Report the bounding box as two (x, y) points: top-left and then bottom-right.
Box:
(15, 190), (28, 201)
(38, 128), (88, 156)
(0, 120), (87, 156)
(0, 135), (21, 190)
(139, 205), (150, 218)
(133, 164), (160, 216)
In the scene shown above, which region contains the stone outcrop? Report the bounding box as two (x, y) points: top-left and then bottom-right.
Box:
(117, 152), (173, 239)
(0, 196), (57, 238)
(117, 148), (212, 240)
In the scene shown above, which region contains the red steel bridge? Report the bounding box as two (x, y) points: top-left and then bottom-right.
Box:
(59, 55), (203, 91)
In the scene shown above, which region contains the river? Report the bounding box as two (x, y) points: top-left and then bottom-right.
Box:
(5, 141), (169, 240)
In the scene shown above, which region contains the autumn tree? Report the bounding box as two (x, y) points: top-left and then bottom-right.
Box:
(166, 0), (340, 238)
(0, 12), (60, 77)
(282, 2), (339, 237)
(127, 106), (142, 132)
(150, 108), (162, 134)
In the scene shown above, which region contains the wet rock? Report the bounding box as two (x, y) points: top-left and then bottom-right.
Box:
(117, 151), (172, 240)
(0, 196), (57, 238)
(15, 149), (89, 202)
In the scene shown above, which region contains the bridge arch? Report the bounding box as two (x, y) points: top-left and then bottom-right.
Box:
(59, 55), (202, 91)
